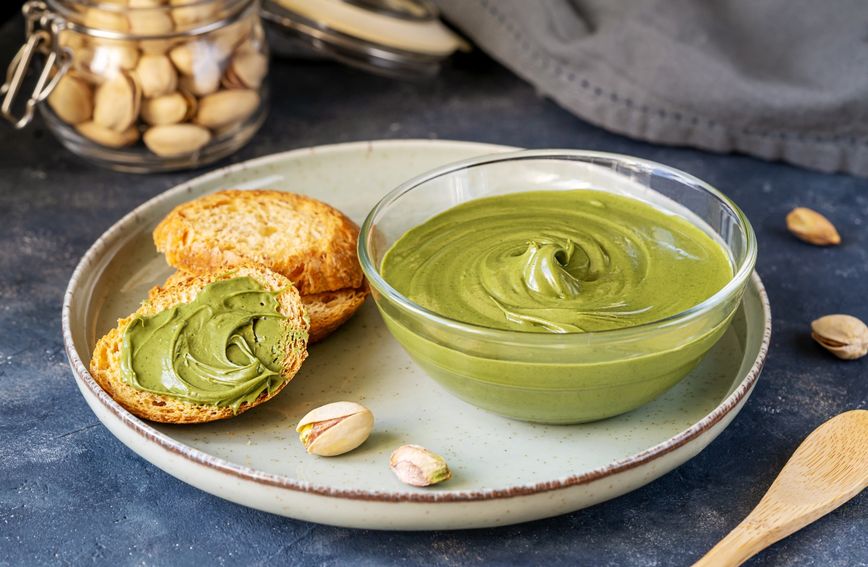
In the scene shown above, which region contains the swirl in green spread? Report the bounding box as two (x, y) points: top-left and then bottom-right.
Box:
(120, 277), (288, 411)
(381, 190), (733, 333)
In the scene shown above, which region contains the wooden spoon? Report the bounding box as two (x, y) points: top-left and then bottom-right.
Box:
(694, 409), (868, 566)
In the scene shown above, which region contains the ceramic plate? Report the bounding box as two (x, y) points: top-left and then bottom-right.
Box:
(63, 140), (771, 530)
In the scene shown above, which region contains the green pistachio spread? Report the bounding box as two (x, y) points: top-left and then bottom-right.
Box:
(381, 190), (733, 333)
(120, 277), (289, 412)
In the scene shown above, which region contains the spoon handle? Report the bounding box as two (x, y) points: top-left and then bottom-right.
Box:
(694, 410), (868, 567)
(693, 499), (850, 567)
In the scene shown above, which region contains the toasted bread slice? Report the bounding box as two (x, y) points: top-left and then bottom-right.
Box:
(90, 266), (309, 424)
(153, 190), (364, 295)
(158, 269), (366, 343)
(302, 285), (369, 343)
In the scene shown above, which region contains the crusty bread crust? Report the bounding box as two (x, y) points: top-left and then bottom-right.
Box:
(153, 190), (364, 295)
(89, 266), (309, 424)
(302, 285), (369, 343)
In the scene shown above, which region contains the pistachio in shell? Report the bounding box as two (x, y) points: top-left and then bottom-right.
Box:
(389, 445), (452, 487)
(93, 73), (141, 132)
(47, 74), (93, 125)
(180, 71), (221, 96)
(811, 314), (868, 360)
(222, 48), (267, 90)
(80, 39), (141, 80)
(170, 0), (218, 29)
(143, 123), (211, 156)
(195, 89), (259, 130)
(296, 402), (374, 457)
(76, 121), (140, 148)
(786, 207), (841, 246)
(140, 91), (192, 125)
(83, 7), (130, 33)
(128, 9), (174, 36)
(134, 54), (178, 98)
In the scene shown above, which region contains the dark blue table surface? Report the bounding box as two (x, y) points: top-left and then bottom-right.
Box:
(1, 17), (866, 567)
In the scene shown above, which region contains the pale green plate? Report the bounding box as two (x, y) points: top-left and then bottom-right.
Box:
(63, 140), (771, 530)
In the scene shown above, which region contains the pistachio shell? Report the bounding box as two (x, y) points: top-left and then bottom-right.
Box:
(168, 42), (195, 75)
(140, 91), (189, 125)
(76, 121), (139, 148)
(179, 72), (220, 96)
(47, 74), (93, 125)
(134, 54), (177, 98)
(128, 9), (174, 35)
(139, 39), (175, 55)
(389, 445), (452, 487)
(82, 39), (141, 79)
(786, 207), (841, 246)
(211, 20), (252, 59)
(169, 42), (222, 95)
(58, 30), (87, 52)
(296, 402), (374, 457)
(811, 314), (868, 360)
(195, 89), (259, 129)
(83, 8), (130, 33)
(222, 48), (267, 89)
(93, 73), (140, 132)
(170, 0), (218, 29)
(129, 0), (166, 6)
(143, 123), (211, 156)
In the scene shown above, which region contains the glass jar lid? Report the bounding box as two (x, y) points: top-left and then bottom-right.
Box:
(261, 0), (467, 79)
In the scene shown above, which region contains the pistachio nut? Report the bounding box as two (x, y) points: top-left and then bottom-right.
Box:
(212, 21), (251, 59)
(222, 48), (267, 90)
(389, 445), (451, 487)
(167, 42), (196, 75)
(296, 401), (374, 457)
(58, 30), (87, 52)
(76, 121), (140, 148)
(128, 9), (174, 35)
(786, 207), (841, 246)
(140, 91), (191, 125)
(170, 0), (218, 29)
(83, 7), (130, 33)
(134, 54), (178, 98)
(811, 314), (868, 360)
(139, 39), (176, 55)
(93, 73), (140, 132)
(143, 123), (211, 156)
(179, 71), (221, 96)
(128, 0), (168, 6)
(195, 89), (259, 129)
(169, 42), (222, 95)
(84, 39), (141, 77)
(47, 74), (93, 125)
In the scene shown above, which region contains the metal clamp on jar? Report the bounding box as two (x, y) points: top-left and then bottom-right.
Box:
(1, 0), (269, 173)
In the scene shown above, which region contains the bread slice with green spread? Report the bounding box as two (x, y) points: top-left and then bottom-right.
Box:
(90, 265), (309, 424)
(159, 269), (368, 343)
(152, 190), (368, 342)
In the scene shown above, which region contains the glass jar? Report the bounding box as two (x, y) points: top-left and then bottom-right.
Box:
(2, 0), (269, 173)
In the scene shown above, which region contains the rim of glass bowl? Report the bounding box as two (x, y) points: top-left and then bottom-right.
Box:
(358, 149), (758, 345)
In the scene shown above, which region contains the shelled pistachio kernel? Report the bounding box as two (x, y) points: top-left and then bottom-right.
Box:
(389, 445), (452, 487)
(296, 402), (374, 457)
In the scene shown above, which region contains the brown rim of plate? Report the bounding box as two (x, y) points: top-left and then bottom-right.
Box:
(61, 140), (772, 505)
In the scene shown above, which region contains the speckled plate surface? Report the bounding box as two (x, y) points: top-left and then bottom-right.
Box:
(63, 140), (771, 530)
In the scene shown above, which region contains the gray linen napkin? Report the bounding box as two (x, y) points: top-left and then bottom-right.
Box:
(435, 0), (868, 176)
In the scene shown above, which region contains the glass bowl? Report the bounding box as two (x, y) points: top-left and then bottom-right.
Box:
(358, 150), (757, 424)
